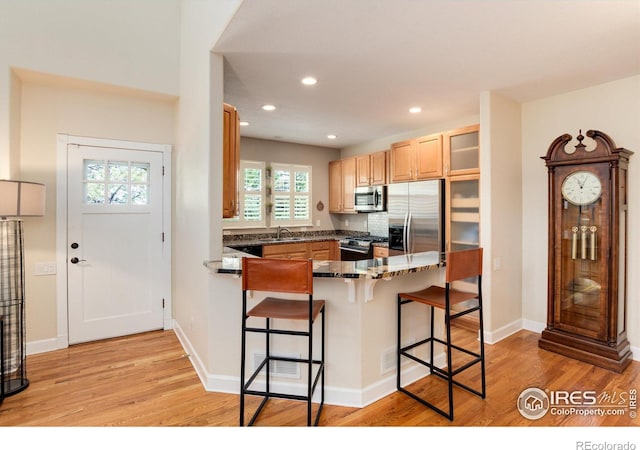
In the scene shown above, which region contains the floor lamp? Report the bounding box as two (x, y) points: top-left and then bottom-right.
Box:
(0, 179), (45, 397)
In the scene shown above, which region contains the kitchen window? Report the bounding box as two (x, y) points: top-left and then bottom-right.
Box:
(270, 163), (312, 227)
(223, 161), (312, 229)
(224, 160), (266, 228)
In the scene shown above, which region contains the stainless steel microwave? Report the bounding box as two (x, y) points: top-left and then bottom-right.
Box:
(354, 185), (386, 212)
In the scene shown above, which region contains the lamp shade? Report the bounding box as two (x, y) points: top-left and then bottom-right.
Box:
(0, 180), (46, 218)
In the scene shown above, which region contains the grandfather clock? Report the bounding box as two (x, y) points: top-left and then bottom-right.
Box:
(539, 129), (633, 373)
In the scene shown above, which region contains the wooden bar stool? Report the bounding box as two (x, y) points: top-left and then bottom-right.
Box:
(240, 257), (325, 426)
(396, 248), (485, 421)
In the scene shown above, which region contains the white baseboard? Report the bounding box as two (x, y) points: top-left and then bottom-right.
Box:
(484, 319), (524, 344)
(26, 335), (68, 355)
(173, 318), (445, 408)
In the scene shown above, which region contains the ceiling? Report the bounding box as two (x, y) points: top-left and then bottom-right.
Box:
(214, 0), (640, 149)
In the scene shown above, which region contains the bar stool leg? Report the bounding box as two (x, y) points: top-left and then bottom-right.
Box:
(307, 313), (313, 426)
(265, 317), (271, 397)
(478, 290), (486, 399)
(445, 303), (454, 420)
(240, 294), (247, 426)
(429, 305), (435, 375)
(396, 294), (402, 391)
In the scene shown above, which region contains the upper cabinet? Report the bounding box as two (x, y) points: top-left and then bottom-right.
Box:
(223, 103), (240, 218)
(443, 124), (480, 253)
(329, 157), (356, 213)
(356, 150), (387, 187)
(443, 124), (479, 176)
(328, 159), (343, 212)
(390, 133), (442, 183)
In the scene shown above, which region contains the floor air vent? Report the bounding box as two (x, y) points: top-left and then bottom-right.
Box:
(253, 352), (301, 379)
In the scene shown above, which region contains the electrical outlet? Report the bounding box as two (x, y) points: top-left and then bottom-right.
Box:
(35, 262), (57, 276)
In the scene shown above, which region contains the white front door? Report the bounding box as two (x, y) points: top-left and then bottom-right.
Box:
(67, 143), (166, 344)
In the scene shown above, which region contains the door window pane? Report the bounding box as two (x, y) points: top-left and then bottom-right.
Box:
(83, 160), (150, 206)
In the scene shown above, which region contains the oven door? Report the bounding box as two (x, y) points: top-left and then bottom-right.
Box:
(388, 225), (405, 252)
(340, 245), (372, 261)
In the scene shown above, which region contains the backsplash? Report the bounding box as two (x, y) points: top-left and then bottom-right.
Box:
(223, 229), (368, 243)
(367, 212), (389, 238)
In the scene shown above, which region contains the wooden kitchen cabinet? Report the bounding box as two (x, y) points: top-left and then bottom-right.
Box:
(329, 157), (356, 213)
(370, 151), (387, 185)
(309, 240), (338, 260)
(373, 246), (388, 258)
(356, 154), (371, 187)
(342, 157), (356, 212)
(356, 151), (387, 187)
(390, 133), (442, 183)
(262, 240), (339, 260)
(329, 160), (343, 212)
(390, 139), (414, 182)
(416, 133), (443, 179)
(223, 103), (240, 218)
(443, 124), (479, 176)
(262, 242), (309, 260)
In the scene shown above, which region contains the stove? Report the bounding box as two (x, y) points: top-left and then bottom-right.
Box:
(339, 235), (388, 261)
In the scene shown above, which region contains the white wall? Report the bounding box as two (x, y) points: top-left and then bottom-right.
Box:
(173, 0), (242, 384)
(521, 75), (640, 350)
(480, 91), (523, 340)
(0, 0), (181, 178)
(0, 0), (181, 349)
(19, 73), (176, 346)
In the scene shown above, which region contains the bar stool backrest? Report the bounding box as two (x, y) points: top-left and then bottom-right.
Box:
(242, 257), (314, 295)
(445, 248), (483, 283)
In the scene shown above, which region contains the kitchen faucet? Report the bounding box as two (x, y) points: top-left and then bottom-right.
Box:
(276, 226), (292, 239)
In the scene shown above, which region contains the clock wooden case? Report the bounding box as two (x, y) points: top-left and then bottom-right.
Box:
(539, 129), (633, 373)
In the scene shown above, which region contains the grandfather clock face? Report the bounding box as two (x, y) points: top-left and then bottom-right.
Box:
(554, 163), (609, 339)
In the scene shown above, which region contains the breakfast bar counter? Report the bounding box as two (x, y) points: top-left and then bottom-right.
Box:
(208, 249), (442, 279)
(204, 250), (447, 408)
(206, 250), (443, 302)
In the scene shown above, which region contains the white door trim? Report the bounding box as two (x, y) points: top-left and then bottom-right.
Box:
(55, 134), (172, 350)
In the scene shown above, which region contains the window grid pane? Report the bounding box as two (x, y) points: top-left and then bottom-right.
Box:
(295, 171), (309, 193)
(244, 194), (262, 221)
(83, 159), (150, 206)
(244, 168), (262, 192)
(273, 195), (291, 220)
(273, 170), (290, 192)
(294, 196), (309, 220)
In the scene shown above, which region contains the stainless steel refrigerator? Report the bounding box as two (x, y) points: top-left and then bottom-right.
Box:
(387, 179), (444, 255)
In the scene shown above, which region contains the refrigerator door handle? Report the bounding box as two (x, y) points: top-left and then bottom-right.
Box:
(403, 212), (409, 253)
(407, 212), (412, 253)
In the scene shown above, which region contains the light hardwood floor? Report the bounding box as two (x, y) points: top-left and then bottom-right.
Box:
(0, 328), (638, 428)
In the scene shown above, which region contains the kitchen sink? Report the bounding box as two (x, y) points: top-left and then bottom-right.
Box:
(261, 237), (304, 242)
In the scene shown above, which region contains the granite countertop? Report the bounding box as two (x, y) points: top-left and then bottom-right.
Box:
(223, 230), (367, 248)
(205, 248), (443, 280)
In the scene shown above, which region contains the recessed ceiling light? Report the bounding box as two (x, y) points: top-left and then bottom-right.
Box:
(239, 121), (249, 126)
(409, 106), (422, 114)
(262, 104), (276, 111)
(301, 76), (317, 86)
(327, 134), (337, 140)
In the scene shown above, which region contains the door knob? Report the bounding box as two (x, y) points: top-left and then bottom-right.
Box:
(70, 257), (86, 264)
